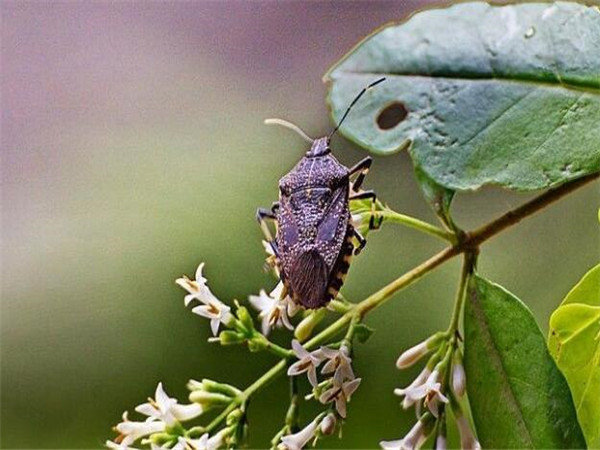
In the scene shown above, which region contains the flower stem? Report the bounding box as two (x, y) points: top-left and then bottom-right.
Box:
(446, 251), (477, 335)
(380, 209), (457, 244)
(259, 336), (294, 358)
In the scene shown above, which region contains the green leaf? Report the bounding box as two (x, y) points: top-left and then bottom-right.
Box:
(464, 274), (585, 449)
(325, 2), (600, 191)
(353, 323), (375, 344)
(548, 264), (600, 448)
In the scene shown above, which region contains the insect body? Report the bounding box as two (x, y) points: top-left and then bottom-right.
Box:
(257, 79), (384, 309)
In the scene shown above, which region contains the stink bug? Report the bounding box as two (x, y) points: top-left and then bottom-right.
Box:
(257, 78), (385, 309)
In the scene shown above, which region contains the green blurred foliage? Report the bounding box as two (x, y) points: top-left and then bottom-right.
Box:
(1, 2), (598, 448)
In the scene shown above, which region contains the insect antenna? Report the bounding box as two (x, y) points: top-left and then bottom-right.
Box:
(264, 118), (315, 144)
(327, 77), (386, 144)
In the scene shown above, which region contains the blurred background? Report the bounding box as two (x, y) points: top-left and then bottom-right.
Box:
(1, 1), (599, 448)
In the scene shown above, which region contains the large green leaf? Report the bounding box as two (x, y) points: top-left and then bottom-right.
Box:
(464, 274), (585, 448)
(325, 1), (600, 191)
(549, 264), (600, 448)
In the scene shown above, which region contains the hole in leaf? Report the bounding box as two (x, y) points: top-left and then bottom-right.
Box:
(376, 102), (408, 130)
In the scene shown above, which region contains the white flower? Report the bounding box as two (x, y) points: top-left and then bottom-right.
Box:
(106, 440), (141, 450)
(280, 418), (320, 450)
(175, 263), (209, 307)
(135, 382), (204, 426)
(394, 369), (448, 416)
(113, 412), (166, 447)
(380, 420), (427, 450)
(319, 378), (361, 418)
(191, 299), (233, 336)
(394, 367), (431, 409)
(151, 442), (185, 450)
(249, 282), (296, 335)
(287, 340), (325, 387)
(456, 415), (481, 450)
(320, 345), (355, 384)
(176, 263), (234, 336)
(179, 427), (229, 450)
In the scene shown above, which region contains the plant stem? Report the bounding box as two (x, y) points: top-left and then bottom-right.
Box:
(205, 173), (599, 433)
(380, 210), (456, 243)
(446, 251), (477, 334)
(260, 337), (293, 358)
(466, 172), (599, 247)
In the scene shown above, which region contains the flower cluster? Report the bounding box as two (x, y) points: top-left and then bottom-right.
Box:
(276, 340), (361, 449)
(381, 333), (480, 450)
(288, 340), (360, 419)
(107, 382), (238, 450)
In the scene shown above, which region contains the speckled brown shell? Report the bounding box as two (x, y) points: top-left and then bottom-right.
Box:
(275, 139), (354, 309)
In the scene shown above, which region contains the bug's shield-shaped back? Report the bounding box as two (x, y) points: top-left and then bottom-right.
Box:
(289, 250), (329, 309)
(277, 182), (350, 309)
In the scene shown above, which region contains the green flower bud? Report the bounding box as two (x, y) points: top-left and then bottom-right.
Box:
(189, 390), (233, 408)
(294, 309), (326, 342)
(247, 334), (268, 352)
(226, 408), (243, 426)
(198, 378), (242, 397)
(236, 306), (255, 334)
(218, 330), (245, 345)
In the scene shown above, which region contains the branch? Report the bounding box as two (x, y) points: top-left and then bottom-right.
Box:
(209, 172), (599, 433)
(467, 172), (599, 247)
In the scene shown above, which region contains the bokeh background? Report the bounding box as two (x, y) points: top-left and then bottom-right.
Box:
(2, 1), (599, 448)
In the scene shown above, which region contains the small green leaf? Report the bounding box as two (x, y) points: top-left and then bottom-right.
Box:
(325, 2), (600, 191)
(353, 323), (375, 344)
(464, 274), (585, 449)
(549, 264), (600, 448)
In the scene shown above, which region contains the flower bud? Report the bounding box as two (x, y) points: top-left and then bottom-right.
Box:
(194, 379), (241, 397)
(148, 432), (174, 446)
(435, 434), (447, 450)
(226, 408), (243, 426)
(396, 333), (444, 369)
(456, 414), (481, 450)
(396, 341), (428, 369)
(294, 310), (326, 342)
(319, 413), (336, 436)
(435, 413), (447, 450)
(451, 355), (466, 397)
(189, 391), (232, 408)
(248, 334), (268, 352)
(218, 330), (245, 345)
(236, 306), (255, 333)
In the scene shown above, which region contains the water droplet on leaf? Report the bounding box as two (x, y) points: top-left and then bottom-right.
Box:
(524, 26), (536, 38)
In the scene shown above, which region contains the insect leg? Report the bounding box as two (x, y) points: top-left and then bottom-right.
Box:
(256, 207), (279, 255)
(352, 227), (367, 255)
(349, 190), (383, 230)
(349, 156), (372, 192)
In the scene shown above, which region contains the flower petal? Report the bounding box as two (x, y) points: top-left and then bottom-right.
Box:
(171, 402), (204, 422)
(194, 263), (206, 284)
(291, 340), (309, 359)
(210, 318), (220, 336)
